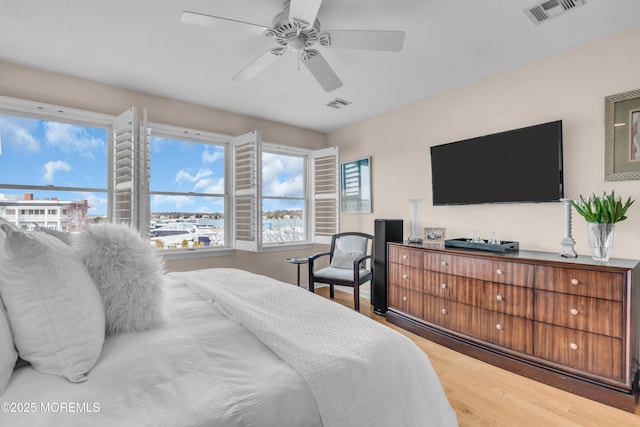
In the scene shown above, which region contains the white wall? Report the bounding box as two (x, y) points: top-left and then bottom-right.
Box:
(328, 25), (640, 261)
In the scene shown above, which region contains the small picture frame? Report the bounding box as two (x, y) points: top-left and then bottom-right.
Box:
(424, 227), (446, 247)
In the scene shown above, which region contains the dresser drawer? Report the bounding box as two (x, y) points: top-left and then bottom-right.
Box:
(388, 245), (424, 268)
(424, 252), (533, 287)
(534, 322), (623, 381)
(389, 264), (423, 292)
(534, 266), (624, 301)
(423, 297), (533, 353)
(388, 287), (423, 319)
(534, 290), (623, 338)
(424, 271), (533, 318)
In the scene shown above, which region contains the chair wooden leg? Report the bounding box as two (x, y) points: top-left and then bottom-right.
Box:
(330, 285), (335, 299)
(354, 285), (359, 311)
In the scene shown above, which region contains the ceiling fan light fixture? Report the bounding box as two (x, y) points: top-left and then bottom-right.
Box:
(287, 34), (307, 50)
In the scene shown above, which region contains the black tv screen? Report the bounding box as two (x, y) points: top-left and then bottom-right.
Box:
(430, 120), (563, 205)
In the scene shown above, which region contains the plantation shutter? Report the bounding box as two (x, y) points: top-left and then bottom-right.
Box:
(312, 146), (339, 244)
(232, 130), (262, 251)
(110, 107), (150, 233)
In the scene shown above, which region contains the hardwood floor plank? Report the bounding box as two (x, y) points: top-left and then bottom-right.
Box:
(313, 287), (640, 426)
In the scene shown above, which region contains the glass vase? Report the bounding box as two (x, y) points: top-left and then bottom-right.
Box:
(587, 223), (616, 262)
(408, 199), (423, 243)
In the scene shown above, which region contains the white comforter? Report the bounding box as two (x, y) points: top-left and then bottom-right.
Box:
(1, 268), (458, 427)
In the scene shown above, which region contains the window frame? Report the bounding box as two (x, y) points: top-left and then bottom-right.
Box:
(0, 96), (113, 230)
(260, 142), (311, 248)
(147, 122), (233, 258)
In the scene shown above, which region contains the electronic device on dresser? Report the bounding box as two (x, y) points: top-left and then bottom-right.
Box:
(385, 242), (640, 412)
(372, 219), (403, 315)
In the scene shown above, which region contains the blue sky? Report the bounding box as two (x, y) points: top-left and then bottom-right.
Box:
(0, 114), (304, 216)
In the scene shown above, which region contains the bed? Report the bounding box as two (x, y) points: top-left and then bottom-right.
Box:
(0, 222), (458, 427)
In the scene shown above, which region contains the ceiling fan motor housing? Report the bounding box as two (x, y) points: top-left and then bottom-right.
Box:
(270, 4), (321, 50)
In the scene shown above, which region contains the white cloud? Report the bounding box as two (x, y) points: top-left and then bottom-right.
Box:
(175, 168), (224, 193)
(202, 146), (223, 163)
(262, 153), (303, 197)
(44, 122), (103, 158)
(193, 177), (224, 194)
(0, 116), (41, 152)
(175, 168), (213, 183)
(43, 160), (72, 183)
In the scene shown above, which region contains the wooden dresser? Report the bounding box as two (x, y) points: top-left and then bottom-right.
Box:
(385, 242), (640, 411)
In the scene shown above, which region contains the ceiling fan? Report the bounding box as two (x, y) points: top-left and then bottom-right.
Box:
(181, 0), (405, 92)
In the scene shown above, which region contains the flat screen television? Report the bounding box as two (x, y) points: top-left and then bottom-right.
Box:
(430, 120), (563, 205)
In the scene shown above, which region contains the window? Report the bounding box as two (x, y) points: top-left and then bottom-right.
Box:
(232, 131), (339, 251)
(262, 149), (306, 245)
(0, 100), (110, 232)
(148, 123), (230, 251)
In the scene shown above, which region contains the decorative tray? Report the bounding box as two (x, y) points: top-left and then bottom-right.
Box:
(444, 238), (519, 253)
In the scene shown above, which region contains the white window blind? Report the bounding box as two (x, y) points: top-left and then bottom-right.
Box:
(312, 146), (339, 244)
(232, 130), (262, 251)
(110, 107), (150, 233)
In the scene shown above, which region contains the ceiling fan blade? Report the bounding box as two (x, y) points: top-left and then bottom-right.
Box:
(321, 30), (405, 51)
(301, 49), (342, 92)
(288, 0), (323, 29)
(181, 11), (270, 37)
(233, 48), (286, 81)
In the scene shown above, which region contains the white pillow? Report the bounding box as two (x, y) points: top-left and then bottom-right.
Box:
(35, 225), (72, 245)
(0, 300), (18, 394)
(0, 217), (18, 231)
(0, 224), (105, 383)
(329, 235), (369, 269)
(330, 247), (365, 269)
(72, 222), (165, 335)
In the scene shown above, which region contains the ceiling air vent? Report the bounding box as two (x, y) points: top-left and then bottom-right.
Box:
(524, 0), (585, 25)
(326, 98), (352, 109)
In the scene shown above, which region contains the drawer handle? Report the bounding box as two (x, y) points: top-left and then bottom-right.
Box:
(496, 269), (503, 275)
(496, 324), (503, 330)
(441, 308), (447, 314)
(402, 296), (407, 302)
(441, 283), (447, 289)
(402, 274), (409, 279)
(570, 343), (578, 350)
(441, 261), (448, 267)
(570, 278), (580, 285)
(403, 255), (409, 260)
(496, 295), (504, 301)
(570, 308), (579, 316)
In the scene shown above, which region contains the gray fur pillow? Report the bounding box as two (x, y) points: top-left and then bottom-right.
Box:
(72, 223), (165, 335)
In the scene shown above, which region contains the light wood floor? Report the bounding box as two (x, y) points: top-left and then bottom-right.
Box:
(314, 287), (640, 427)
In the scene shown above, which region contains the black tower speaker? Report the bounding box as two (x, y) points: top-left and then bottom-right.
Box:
(372, 219), (403, 315)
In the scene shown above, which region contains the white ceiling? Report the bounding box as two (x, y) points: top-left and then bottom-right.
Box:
(1, 0), (640, 132)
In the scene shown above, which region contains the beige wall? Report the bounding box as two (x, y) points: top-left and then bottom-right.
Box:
(329, 25), (640, 261)
(0, 60), (328, 283)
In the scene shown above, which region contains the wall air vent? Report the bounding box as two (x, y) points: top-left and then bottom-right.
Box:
(524, 0), (585, 25)
(326, 98), (352, 109)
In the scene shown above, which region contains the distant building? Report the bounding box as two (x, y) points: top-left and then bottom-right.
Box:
(0, 192), (89, 232)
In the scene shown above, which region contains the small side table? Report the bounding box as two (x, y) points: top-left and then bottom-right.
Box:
(285, 256), (309, 286)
